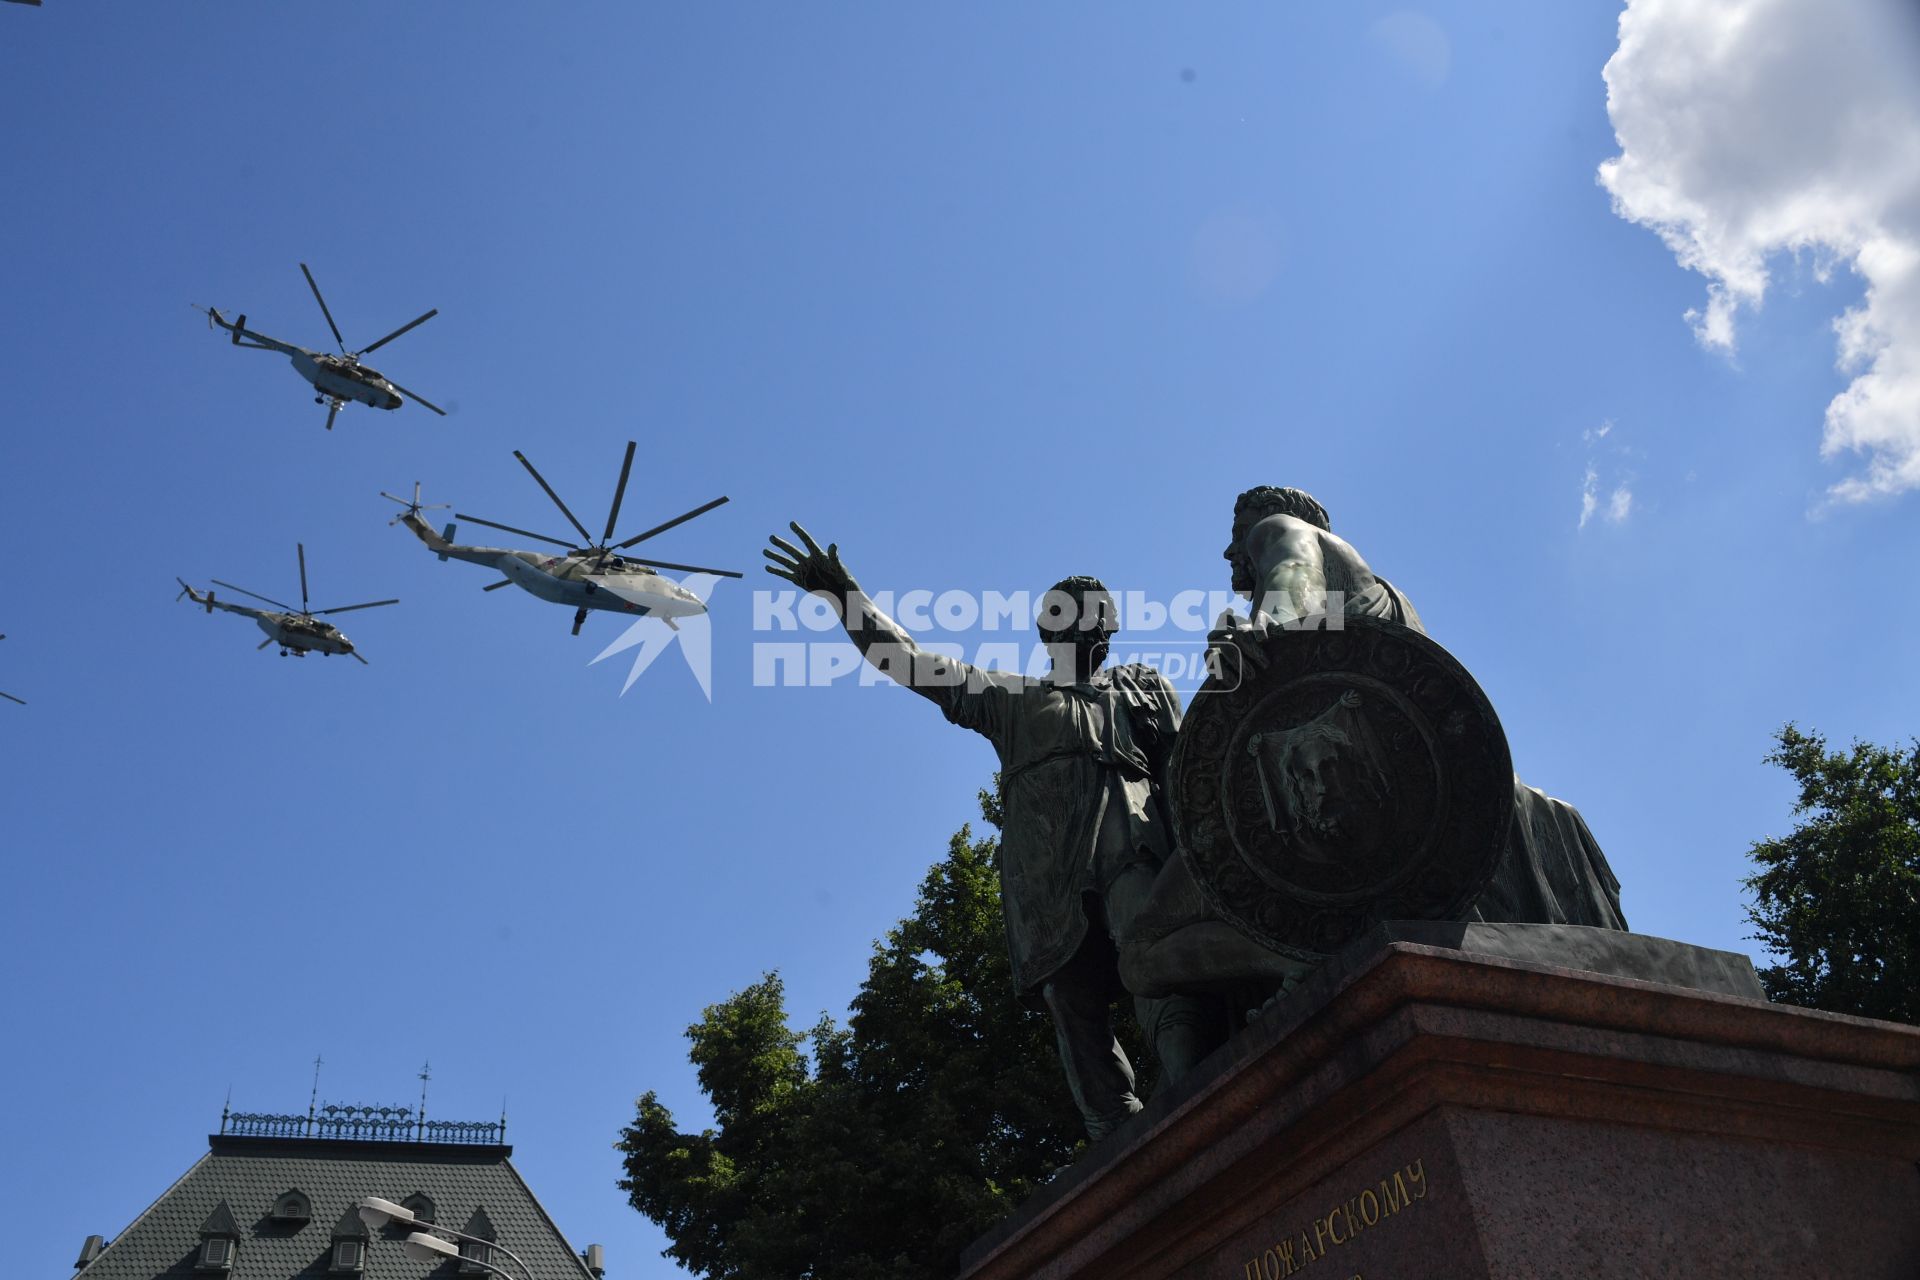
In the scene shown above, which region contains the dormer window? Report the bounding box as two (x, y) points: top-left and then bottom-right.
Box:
(328, 1206), (369, 1274)
(195, 1202), (240, 1273)
(272, 1190), (312, 1225)
(456, 1209), (496, 1276)
(401, 1193), (436, 1225)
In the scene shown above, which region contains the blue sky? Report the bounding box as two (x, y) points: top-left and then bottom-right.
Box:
(3, 4), (1917, 1277)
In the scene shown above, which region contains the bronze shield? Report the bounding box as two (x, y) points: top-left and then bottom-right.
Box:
(1171, 616), (1513, 957)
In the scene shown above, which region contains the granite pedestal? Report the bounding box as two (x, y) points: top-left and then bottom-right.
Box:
(958, 925), (1920, 1280)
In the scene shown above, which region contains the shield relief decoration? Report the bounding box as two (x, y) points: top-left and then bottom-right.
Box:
(1171, 616), (1514, 957)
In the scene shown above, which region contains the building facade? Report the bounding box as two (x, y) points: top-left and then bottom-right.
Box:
(68, 1104), (603, 1280)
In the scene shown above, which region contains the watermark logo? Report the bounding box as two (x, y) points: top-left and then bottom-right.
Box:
(589, 573), (721, 699)
(590, 581), (1344, 697)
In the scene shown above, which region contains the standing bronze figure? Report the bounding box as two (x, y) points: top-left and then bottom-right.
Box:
(765, 524), (1212, 1139)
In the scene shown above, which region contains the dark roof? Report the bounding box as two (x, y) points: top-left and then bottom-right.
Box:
(73, 1136), (594, 1280)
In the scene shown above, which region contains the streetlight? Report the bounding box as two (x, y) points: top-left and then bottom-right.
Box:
(402, 1234), (525, 1280)
(357, 1197), (539, 1280)
(401, 1235), (459, 1264)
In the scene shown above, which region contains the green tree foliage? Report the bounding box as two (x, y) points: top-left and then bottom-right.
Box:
(618, 787), (1112, 1279)
(1744, 724), (1920, 1023)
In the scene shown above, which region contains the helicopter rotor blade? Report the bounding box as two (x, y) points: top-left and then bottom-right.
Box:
(602, 440), (637, 547)
(297, 543), (310, 614)
(313, 598), (399, 617)
(211, 579), (296, 611)
(299, 263), (346, 353)
(385, 378), (447, 416)
(357, 308), (438, 356)
(621, 557), (745, 579)
(611, 496), (730, 551)
(451, 512), (580, 551)
(513, 451), (593, 544)
(0, 691), (24, 706)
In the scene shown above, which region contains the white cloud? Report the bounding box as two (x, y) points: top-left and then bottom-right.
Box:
(1580, 424), (1636, 528)
(1598, 0), (1920, 503)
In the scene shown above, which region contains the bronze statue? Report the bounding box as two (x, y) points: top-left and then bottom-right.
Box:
(765, 524), (1214, 1139)
(1120, 487), (1627, 1002)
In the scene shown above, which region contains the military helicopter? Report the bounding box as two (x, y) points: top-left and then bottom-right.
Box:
(176, 545), (398, 662)
(390, 441), (741, 636)
(0, 636), (22, 706)
(196, 263), (445, 431)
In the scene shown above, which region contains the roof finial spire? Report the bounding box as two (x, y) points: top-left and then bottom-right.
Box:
(308, 1053), (325, 1137)
(416, 1060), (432, 1140)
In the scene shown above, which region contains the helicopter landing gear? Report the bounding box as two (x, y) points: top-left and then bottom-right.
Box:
(571, 607), (588, 637)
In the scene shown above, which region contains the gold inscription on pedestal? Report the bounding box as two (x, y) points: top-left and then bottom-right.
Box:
(1239, 1159), (1429, 1279)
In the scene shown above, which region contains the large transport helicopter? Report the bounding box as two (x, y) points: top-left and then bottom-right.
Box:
(0, 635), (21, 705)
(196, 264), (445, 431)
(390, 441), (742, 636)
(176, 545), (398, 663)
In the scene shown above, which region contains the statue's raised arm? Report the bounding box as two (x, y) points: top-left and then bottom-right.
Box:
(764, 522), (1003, 730)
(763, 521), (857, 601)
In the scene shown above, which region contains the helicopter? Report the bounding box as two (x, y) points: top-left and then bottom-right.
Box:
(389, 441), (741, 636)
(176, 544), (397, 662)
(0, 636), (21, 706)
(196, 263), (446, 431)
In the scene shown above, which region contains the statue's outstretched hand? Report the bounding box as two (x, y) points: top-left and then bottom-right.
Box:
(764, 522), (858, 599)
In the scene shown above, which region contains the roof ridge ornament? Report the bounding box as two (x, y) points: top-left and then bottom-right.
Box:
(219, 1097), (504, 1145)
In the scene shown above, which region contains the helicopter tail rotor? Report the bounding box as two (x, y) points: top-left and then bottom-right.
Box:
(174, 578), (216, 614)
(380, 481), (451, 526)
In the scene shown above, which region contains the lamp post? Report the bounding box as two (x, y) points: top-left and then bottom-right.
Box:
(357, 1197), (540, 1280)
(401, 1233), (528, 1280)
